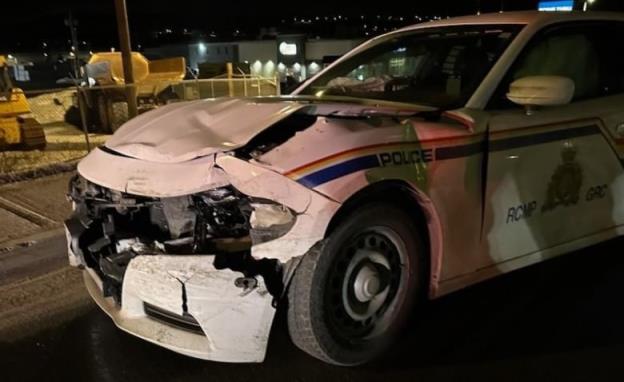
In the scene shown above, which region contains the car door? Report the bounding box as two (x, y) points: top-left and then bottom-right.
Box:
(481, 21), (624, 266)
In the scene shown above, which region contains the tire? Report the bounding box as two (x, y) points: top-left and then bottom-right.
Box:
(287, 203), (426, 366)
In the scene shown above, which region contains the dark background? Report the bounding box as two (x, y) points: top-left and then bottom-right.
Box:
(3, 0), (624, 51)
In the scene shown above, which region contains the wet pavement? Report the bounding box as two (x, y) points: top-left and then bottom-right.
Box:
(3, 238), (624, 382)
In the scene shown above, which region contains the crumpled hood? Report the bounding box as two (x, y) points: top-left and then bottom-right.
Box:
(105, 98), (304, 163)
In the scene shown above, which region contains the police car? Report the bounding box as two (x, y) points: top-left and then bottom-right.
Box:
(66, 11), (624, 365)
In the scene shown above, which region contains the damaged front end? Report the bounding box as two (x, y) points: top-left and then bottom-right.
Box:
(64, 98), (343, 362)
(65, 174), (301, 362)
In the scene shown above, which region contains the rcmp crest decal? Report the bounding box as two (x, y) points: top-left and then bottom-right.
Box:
(542, 143), (583, 212)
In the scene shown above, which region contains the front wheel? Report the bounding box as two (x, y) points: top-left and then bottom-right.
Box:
(287, 203), (426, 365)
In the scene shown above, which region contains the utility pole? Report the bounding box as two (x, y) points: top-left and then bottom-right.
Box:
(114, 0), (138, 118)
(64, 11), (80, 79)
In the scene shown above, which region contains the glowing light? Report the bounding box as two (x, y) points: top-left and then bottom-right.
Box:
(538, 0), (574, 12)
(198, 42), (207, 55)
(252, 60), (263, 74)
(279, 42), (297, 56)
(264, 60), (275, 77)
(308, 61), (321, 75)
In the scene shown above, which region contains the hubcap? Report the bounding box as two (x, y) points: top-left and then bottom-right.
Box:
(325, 227), (408, 342)
(353, 263), (381, 302)
(342, 249), (391, 322)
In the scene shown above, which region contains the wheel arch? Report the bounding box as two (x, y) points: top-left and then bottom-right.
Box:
(324, 180), (443, 298)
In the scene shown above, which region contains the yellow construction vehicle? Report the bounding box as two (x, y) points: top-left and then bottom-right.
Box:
(80, 52), (186, 133)
(0, 55), (46, 150)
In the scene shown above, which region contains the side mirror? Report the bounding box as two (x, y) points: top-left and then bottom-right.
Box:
(506, 76), (575, 113)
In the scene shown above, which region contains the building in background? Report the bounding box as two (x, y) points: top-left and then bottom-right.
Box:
(144, 36), (362, 83)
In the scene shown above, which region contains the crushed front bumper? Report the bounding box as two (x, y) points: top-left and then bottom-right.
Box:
(80, 253), (275, 363)
(66, 148), (341, 362)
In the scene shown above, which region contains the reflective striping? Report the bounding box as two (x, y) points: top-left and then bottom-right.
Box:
(293, 125), (603, 187)
(436, 141), (485, 160)
(297, 155), (380, 188)
(490, 125), (600, 152)
(284, 142), (409, 179)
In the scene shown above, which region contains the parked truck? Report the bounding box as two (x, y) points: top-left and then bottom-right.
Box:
(78, 52), (186, 133)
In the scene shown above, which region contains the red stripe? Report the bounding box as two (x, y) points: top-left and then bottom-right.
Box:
(284, 135), (480, 176)
(284, 142), (403, 176)
(285, 117), (613, 177)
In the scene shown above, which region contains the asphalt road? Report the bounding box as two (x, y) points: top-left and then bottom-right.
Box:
(2, 237), (624, 382)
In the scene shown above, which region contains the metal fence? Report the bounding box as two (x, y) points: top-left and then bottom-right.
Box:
(173, 75), (280, 100)
(26, 75), (280, 133)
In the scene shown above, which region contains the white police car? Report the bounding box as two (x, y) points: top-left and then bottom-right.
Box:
(66, 11), (624, 365)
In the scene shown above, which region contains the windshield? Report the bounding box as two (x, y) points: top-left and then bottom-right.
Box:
(298, 25), (522, 109)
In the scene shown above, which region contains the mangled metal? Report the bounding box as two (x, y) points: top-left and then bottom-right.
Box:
(66, 68), (462, 364)
(105, 98), (305, 163)
(83, 255), (275, 362)
(65, 94), (431, 363)
(66, 145), (340, 362)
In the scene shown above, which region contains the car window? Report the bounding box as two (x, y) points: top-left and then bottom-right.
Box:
(489, 22), (624, 110)
(602, 23), (624, 95)
(298, 25), (522, 109)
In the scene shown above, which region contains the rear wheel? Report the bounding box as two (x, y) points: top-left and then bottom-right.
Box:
(287, 203), (426, 365)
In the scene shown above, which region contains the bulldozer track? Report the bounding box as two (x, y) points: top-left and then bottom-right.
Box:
(19, 118), (46, 150)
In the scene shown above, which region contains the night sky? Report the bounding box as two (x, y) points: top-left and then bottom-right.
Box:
(3, 0), (624, 51)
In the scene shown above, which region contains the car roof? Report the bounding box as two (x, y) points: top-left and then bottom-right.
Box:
(397, 10), (624, 32)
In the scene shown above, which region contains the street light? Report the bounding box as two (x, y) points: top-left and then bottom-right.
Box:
(583, 0), (596, 11)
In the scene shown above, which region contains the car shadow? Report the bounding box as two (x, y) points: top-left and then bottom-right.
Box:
(372, 236), (624, 370)
(3, 237), (624, 382)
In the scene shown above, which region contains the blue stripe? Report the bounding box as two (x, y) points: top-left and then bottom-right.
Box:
(297, 155), (380, 188)
(296, 125), (604, 188)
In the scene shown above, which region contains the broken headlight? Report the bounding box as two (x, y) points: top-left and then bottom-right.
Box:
(249, 202), (296, 245)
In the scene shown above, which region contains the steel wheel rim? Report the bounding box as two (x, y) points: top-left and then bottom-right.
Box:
(325, 226), (409, 343)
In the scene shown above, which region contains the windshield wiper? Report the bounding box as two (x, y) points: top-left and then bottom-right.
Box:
(317, 108), (444, 121)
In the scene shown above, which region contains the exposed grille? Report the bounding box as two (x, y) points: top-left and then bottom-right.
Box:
(143, 302), (204, 335)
